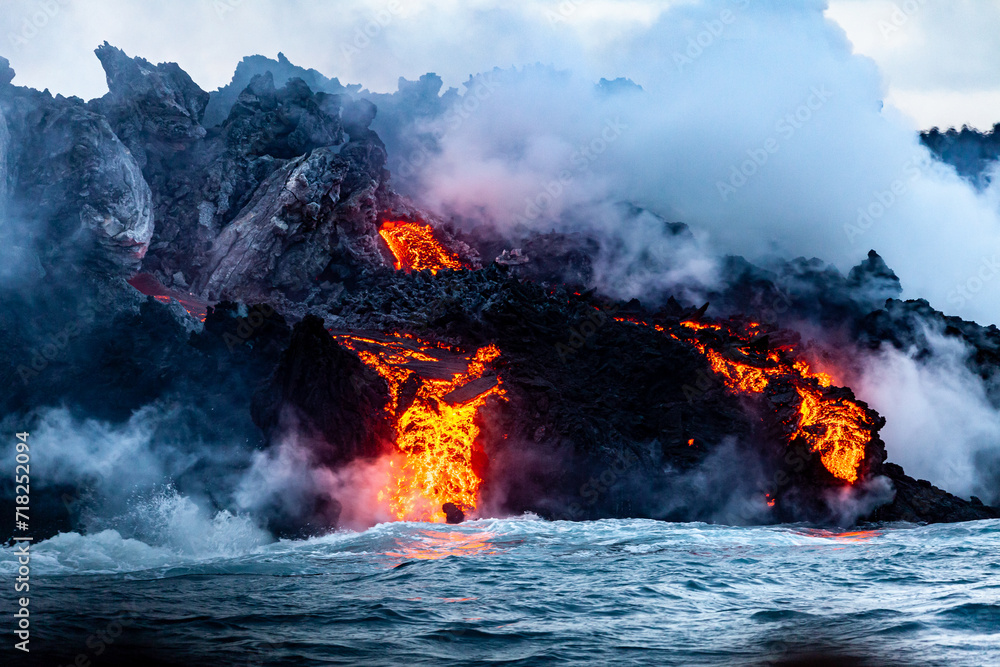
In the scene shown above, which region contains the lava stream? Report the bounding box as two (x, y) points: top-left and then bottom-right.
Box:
(333, 332), (505, 522)
(127, 273), (209, 321)
(677, 319), (871, 483)
(378, 221), (466, 274)
(612, 316), (872, 484)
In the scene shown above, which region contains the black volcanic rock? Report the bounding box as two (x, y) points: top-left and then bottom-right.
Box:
(710, 250), (902, 330)
(222, 72), (344, 158)
(202, 52), (359, 128)
(78, 46), (402, 297)
(0, 83), (153, 277)
(921, 123), (1000, 189)
(342, 97), (378, 141)
(871, 464), (1000, 523)
(479, 283), (759, 521)
(252, 314), (392, 467)
(847, 249), (901, 300)
(90, 42), (210, 169)
(193, 140), (392, 303)
(442, 503), (465, 524)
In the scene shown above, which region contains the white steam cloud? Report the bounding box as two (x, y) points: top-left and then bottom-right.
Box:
(854, 325), (1000, 504)
(235, 432), (399, 532)
(392, 0), (1000, 326)
(2, 406), (271, 552)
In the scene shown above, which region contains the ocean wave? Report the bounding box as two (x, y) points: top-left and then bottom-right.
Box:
(4, 516), (998, 579)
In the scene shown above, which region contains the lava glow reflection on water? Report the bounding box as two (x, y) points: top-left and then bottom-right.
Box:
(383, 529), (498, 560)
(796, 528), (884, 543)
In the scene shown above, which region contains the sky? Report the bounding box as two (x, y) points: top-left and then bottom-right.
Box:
(1, 0), (998, 130)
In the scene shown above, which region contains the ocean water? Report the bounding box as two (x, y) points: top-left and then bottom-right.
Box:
(2, 517), (998, 666)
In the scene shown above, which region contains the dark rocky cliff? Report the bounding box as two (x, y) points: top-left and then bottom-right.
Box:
(1, 48), (996, 539)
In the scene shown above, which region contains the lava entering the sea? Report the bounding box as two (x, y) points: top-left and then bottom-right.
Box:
(618, 316), (873, 484)
(378, 220), (466, 274)
(332, 331), (505, 522)
(680, 319), (872, 483)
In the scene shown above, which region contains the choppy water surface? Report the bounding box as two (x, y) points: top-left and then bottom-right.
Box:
(3, 518), (998, 666)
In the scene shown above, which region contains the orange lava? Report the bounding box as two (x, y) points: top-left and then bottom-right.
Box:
(675, 320), (870, 483)
(795, 389), (870, 484)
(127, 273), (209, 321)
(333, 332), (505, 522)
(800, 528), (883, 543)
(378, 221), (465, 274)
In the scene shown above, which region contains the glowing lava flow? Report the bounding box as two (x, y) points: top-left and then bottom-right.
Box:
(127, 273), (209, 321)
(676, 320), (871, 484)
(612, 316), (872, 484)
(378, 221), (466, 274)
(333, 332), (505, 522)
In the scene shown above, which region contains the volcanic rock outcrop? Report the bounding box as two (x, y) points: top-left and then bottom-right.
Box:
(1, 57), (153, 277)
(1, 46), (997, 540)
(252, 314), (393, 467)
(922, 123), (1000, 189)
(83, 45), (405, 304)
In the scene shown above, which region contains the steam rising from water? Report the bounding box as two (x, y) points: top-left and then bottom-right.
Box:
(1, 406), (273, 549)
(2, 404), (402, 544)
(235, 433), (400, 533)
(854, 326), (1000, 504)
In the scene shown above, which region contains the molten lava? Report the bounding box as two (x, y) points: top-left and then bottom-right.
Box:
(333, 331), (505, 522)
(378, 221), (466, 274)
(675, 319), (871, 484)
(612, 315), (872, 484)
(127, 273), (209, 321)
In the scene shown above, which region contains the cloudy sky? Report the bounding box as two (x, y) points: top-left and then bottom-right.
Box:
(1, 0), (998, 130)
